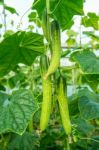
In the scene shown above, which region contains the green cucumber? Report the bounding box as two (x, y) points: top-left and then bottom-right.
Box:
(40, 55), (52, 131)
(45, 20), (61, 79)
(58, 77), (72, 135)
(40, 55), (49, 76)
(42, 9), (48, 40)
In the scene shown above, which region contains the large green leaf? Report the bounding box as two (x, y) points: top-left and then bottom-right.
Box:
(3, 30), (15, 38)
(0, 89), (38, 135)
(32, 0), (84, 30)
(69, 88), (99, 116)
(72, 117), (95, 136)
(0, 31), (44, 77)
(82, 12), (99, 30)
(82, 74), (99, 92)
(69, 96), (79, 116)
(78, 96), (99, 120)
(8, 132), (38, 150)
(71, 50), (99, 74)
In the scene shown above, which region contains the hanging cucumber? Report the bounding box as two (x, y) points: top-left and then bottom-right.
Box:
(42, 9), (48, 40)
(40, 55), (52, 131)
(58, 77), (72, 135)
(45, 20), (61, 79)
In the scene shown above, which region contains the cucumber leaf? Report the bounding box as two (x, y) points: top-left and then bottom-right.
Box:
(0, 31), (44, 77)
(69, 88), (99, 116)
(82, 74), (99, 92)
(78, 96), (99, 120)
(72, 117), (95, 136)
(8, 132), (38, 150)
(0, 89), (39, 135)
(70, 50), (99, 74)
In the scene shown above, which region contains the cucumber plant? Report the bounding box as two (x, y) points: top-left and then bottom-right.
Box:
(0, 0), (99, 150)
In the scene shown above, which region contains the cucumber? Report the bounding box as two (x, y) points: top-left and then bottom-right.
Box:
(40, 54), (49, 76)
(58, 77), (72, 135)
(45, 20), (61, 79)
(42, 9), (48, 40)
(40, 77), (52, 131)
(40, 55), (52, 131)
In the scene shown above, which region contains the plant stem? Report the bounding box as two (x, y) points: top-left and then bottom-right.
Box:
(67, 142), (70, 150)
(67, 136), (72, 150)
(46, 0), (50, 14)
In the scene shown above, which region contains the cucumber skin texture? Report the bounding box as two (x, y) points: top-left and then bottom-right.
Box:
(45, 20), (61, 78)
(42, 9), (48, 40)
(40, 55), (49, 76)
(58, 78), (72, 135)
(40, 55), (52, 131)
(40, 77), (52, 131)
